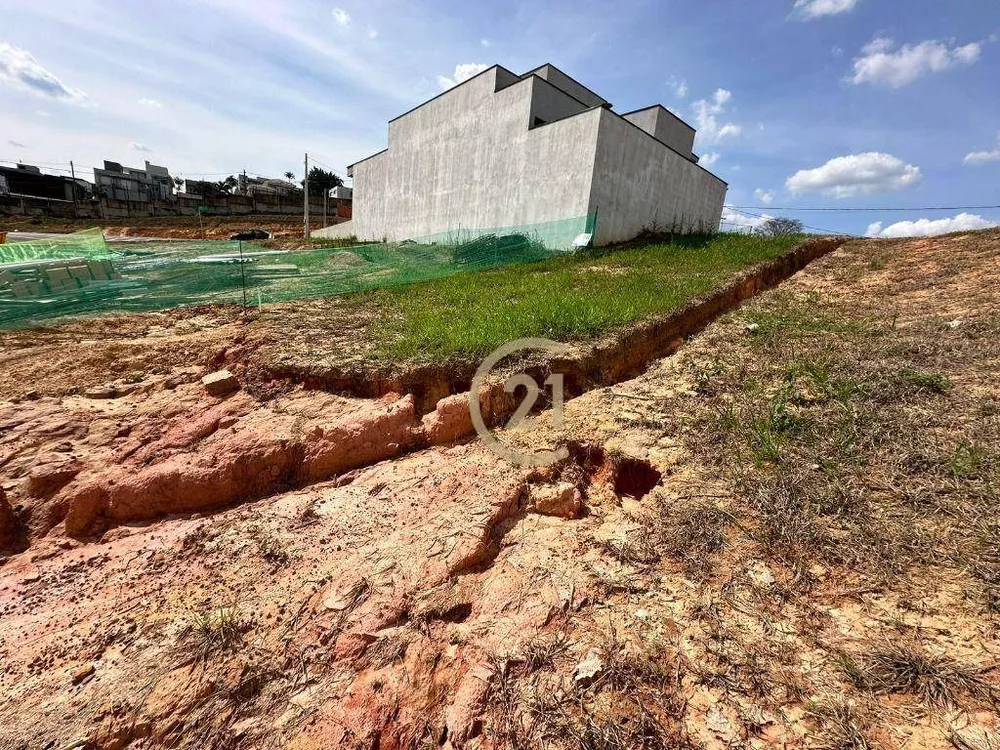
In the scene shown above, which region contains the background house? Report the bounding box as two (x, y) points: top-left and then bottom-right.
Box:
(93, 160), (174, 202)
(0, 164), (90, 202)
(321, 63), (726, 247)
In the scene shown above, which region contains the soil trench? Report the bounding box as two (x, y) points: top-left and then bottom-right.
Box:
(0, 238), (843, 547)
(259, 237), (844, 415)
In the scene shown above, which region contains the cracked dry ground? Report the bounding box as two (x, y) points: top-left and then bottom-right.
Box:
(1, 230), (999, 749)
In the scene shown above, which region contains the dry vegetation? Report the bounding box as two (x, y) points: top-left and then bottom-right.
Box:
(483, 230), (1000, 749)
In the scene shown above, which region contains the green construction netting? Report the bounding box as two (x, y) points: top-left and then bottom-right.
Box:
(0, 214), (596, 329)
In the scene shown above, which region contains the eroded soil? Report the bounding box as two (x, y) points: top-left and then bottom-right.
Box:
(1, 230), (998, 749)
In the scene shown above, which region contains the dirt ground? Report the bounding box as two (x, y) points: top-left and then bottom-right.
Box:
(0, 214), (329, 240)
(0, 230), (998, 749)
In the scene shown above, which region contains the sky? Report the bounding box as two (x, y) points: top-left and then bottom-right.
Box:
(0, 0), (998, 237)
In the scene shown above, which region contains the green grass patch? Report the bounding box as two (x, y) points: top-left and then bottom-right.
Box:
(362, 232), (803, 360)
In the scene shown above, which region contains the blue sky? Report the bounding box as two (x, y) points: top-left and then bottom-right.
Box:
(1, 0), (998, 236)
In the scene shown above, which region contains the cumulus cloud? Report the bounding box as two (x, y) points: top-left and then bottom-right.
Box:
(130, 141), (153, 152)
(754, 188), (775, 204)
(693, 88), (741, 146)
(437, 63), (489, 90)
(866, 213), (998, 238)
(367, 27), (378, 39)
(699, 152), (720, 168)
(0, 42), (86, 103)
(786, 152), (922, 198)
(792, 0), (861, 20)
(138, 98), (163, 108)
(720, 207), (773, 233)
(332, 8), (350, 26)
(849, 37), (983, 87)
(480, 38), (491, 48)
(669, 77), (687, 99)
(964, 132), (1000, 165)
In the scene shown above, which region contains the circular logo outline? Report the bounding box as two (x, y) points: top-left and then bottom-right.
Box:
(468, 337), (572, 467)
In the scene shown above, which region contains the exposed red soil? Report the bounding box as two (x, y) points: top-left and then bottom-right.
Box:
(0, 230), (997, 749)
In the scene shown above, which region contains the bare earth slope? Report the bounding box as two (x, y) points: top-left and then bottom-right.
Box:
(1, 230), (998, 749)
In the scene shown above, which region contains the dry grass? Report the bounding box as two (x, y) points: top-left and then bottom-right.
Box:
(841, 642), (996, 707)
(806, 700), (878, 750)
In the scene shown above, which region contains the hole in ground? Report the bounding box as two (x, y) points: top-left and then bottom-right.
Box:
(613, 457), (662, 500)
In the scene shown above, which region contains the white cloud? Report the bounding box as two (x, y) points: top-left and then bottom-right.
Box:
(8, 140), (26, 148)
(367, 27), (378, 40)
(138, 97), (163, 108)
(792, 0), (861, 20)
(130, 141), (153, 152)
(849, 37), (983, 87)
(699, 152), (720, 168)
(437, 63), (489, 90)
(669, 77), (687, 99)
(964, 132), (1000, 165)
(693, 88), (742, 147)
(332, 8), (350, 27)
(0, 42), (87, 103)
(720, 207), (773, 233)
(480, 38), (491, 48)
(754, 188), (775, 204)
(786, 152), (922, 198)
(866, 213), (998, 238)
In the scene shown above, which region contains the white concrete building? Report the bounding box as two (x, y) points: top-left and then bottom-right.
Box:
(327, 64), (727, 247)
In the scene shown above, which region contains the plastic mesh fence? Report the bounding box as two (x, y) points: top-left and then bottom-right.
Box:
(0, 214), (595, 329)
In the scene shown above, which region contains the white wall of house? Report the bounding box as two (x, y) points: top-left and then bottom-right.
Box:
(332, 64), (727, 247)
(350, 67), (600, 243)
(588, 108), (727, 244)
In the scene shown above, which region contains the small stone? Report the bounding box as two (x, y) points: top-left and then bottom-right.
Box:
(745, 322), (759, 333)
(529, 482), (583, 519)
(706, 705), (733, 736)
(946, 319), (962, 329)
(71, 664), (95, 685)
(202, 370), (239, 397)
(573, 650), (603, 686)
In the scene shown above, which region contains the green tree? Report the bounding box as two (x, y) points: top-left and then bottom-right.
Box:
(305, 166), (343, 195)
(755, 217), (804, 236)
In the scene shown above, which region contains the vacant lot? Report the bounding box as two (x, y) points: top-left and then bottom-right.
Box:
(0, 230), (996, 749)
(0, 232), (804, 400)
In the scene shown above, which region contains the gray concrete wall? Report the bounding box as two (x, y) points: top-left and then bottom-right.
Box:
(524, 65), (607, 108)
(622, 106), (696, 161)
(349, 67), (601, 244)
(588, 108), (727, 245)
(528, 76), (591, 125)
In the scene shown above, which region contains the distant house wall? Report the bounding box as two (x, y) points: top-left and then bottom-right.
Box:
(351, 68), (601, 243)
(588, 108), (727, 244)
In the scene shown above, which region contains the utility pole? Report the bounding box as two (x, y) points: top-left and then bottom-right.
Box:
(323, 188), (328, 228)
(303, 152), (310, 239)
(69, 161), (77, 207)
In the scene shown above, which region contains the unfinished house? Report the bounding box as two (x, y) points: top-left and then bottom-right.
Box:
(326, 64), (727, 247)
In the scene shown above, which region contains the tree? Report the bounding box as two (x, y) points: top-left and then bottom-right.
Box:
(305, 166), (343, 195)
(755, 217), (804, 236)
(214, 175), (239, 195)
(284, 171), (295, 181)
(172, 176), (185, 193)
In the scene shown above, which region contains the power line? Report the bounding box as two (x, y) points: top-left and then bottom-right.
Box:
(726, 203), (1000, 212)
(725, 206), (853, 237)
